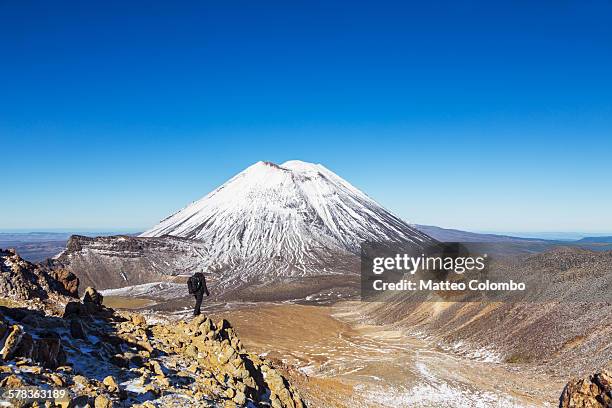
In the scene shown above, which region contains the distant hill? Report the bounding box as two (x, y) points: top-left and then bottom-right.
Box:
(575, 236), (612, 243)
(0, 231), (139, 262)
(411, 225), (612, 255)
(412, 224), (546, 243)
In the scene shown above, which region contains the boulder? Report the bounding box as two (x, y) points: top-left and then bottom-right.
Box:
(1, 249), (79, 300)
(131, 314), (147, 327)
(14, 332), (34, 359)
(149, 360), (165, 378)
(109, 354), (129, 368)
(49, 373), (65, 387)
(0, 324), (66, 369)
(103, 375), (119, 392)
(48, 268), (80, 297)
(233, 390), (247, 405)
(83, 287), (103, 306)
(70, 319), (87, 339)
(199, 317), (215, 336)
(0, 374), (26, 388)
(0, 325), (24, 360)
(35, 334), (66, 368)
(94, 395), (114, 408)
(72, 375), (90, 388)
(560, 370), (612, 408)
(69, 395), (92, 408)
(0, 318), (8, 339)
(63, 301), (88, 318)
(190, 314), (208, 329)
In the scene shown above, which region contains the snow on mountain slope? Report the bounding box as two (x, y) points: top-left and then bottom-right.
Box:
(140, 160), (434, 283)
(54, 161), (435, 293)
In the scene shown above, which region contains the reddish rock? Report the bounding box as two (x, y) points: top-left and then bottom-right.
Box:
(560, 370), (612, 408)
(48, 268), (79, 297)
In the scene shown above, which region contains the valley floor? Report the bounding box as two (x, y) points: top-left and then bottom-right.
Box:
(105, 297), (568, 408)
(162, 302), (566, 408)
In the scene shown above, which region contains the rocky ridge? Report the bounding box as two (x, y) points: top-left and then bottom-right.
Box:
(0, 288), (306, 407)
(1, 248), (78, 300)
(51, 235), (208, 292)
(560, 370), (612, 408)
(1, 248), (306, 407)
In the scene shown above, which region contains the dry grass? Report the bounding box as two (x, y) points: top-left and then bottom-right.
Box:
(505, 352), (533, 364)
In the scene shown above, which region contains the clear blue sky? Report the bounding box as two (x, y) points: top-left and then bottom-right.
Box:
(1, 1), (611, 233)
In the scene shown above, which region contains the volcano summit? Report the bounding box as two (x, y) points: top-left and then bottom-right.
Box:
(54, 160), (434, 294)
(142, 160), (433, 267)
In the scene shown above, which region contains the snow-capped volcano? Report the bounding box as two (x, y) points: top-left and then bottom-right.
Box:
(140, 160), (434, 279)
(53, 160), (434, 293)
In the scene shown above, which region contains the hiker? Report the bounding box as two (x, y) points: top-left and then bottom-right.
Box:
(187, 272), (210, 316)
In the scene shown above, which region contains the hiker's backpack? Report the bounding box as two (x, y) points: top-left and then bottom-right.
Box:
(187, 273), (203, 294)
